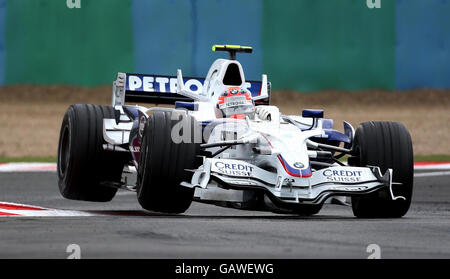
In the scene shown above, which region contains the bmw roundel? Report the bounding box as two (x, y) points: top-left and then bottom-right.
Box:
(294, 162), (304, 168)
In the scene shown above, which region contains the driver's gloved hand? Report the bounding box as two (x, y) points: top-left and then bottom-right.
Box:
(255, 106), (272, 121)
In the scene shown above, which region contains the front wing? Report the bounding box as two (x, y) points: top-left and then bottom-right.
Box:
(181, 158), (405, 206)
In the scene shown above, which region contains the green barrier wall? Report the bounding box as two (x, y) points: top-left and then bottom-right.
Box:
(1, 0), (449, 91)
(262, 0), (395, 91)
(5, 0), (133, 86)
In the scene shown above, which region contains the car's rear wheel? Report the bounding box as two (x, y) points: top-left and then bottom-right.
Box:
(57, 104), (127, 202)
(136, 111), (201, 213)
(349, 121), (414, 218)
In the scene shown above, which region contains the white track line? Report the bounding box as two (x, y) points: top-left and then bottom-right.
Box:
(0, 163), (56, 172)
(414, 164), (450, 170)
(0, 201), (101, 217)
(414, 171), (450, 178)
(0, 209), (99, 217)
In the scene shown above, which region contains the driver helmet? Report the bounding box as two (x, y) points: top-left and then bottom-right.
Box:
(217, 87), (255, 119)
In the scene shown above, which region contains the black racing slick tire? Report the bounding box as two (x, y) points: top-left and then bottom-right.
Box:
(349, 121), (414, 218)
(57, 104), (127, 202)
(136, 111), (201, 213)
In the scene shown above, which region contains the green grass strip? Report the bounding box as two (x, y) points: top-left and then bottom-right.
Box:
(0, 156), (57, 163)
(413, 154), (450, 162)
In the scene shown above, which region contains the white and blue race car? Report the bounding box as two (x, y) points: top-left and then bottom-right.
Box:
(57, 45), (414, 217)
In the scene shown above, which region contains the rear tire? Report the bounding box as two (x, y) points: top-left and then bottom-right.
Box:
(57, 104), (127, 202)
(136, 111), (201, 213)
(349, 121), (414, 218)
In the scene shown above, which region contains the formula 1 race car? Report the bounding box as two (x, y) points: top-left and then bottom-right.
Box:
(57, 44), (414, 217)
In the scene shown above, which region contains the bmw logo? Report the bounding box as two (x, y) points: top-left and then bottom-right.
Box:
(230, 89), (239, 95)
(294, 162), (304, 168)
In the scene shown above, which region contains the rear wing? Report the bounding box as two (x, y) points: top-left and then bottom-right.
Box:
(112, 72), (271, 106)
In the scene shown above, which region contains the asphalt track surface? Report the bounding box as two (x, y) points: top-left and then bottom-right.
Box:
(0, 169), (449, 259)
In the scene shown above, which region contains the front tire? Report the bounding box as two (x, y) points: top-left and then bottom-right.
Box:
(136, 111), (201, 213)
(349, 121), (414, 218)
(57, 104), (127, 202)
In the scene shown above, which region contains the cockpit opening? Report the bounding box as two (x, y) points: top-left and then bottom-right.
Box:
(222, 63), (242, 86)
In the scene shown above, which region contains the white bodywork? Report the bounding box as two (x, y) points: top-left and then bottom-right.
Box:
(105, 57), (404, 207)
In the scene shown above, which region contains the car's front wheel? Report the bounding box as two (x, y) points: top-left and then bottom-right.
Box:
(349, 121), (414, 218)
(136, 111), (201, 213)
